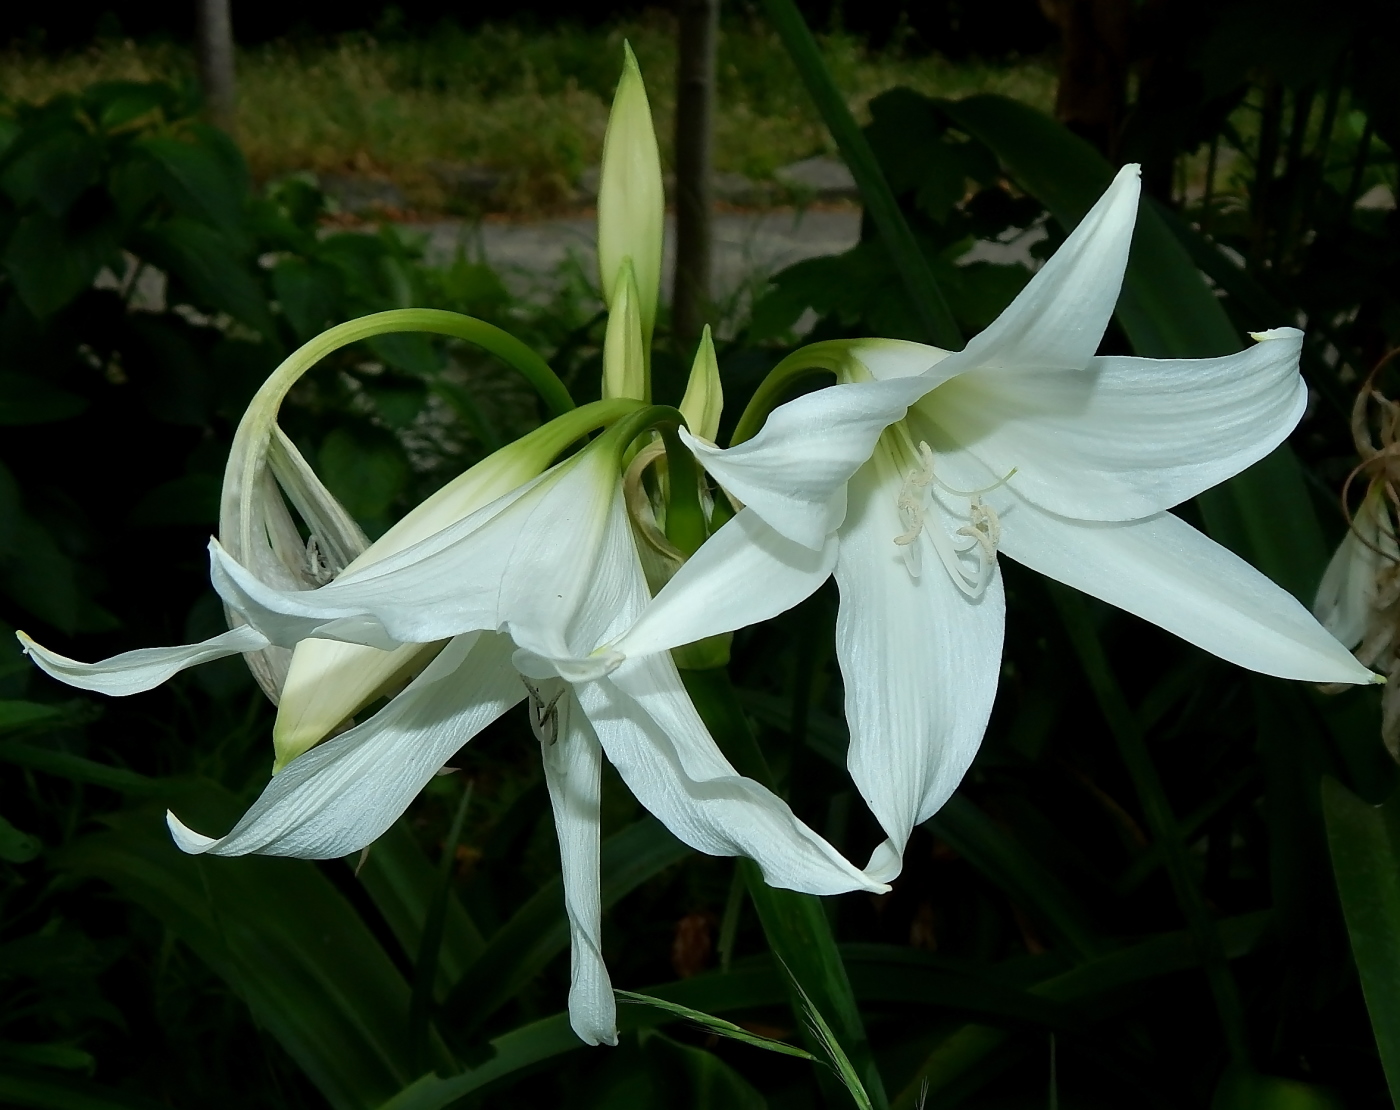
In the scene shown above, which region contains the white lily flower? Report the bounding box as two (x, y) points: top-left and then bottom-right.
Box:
(27, 408), (885, 1047)
(610, 163), (1379, 884)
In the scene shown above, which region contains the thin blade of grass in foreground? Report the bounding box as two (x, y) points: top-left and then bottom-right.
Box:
(614, 990), (817, 1061)
(781, 965), (877, 1110)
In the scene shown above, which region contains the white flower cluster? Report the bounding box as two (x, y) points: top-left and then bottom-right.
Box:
(19, 49), (1376, 1046)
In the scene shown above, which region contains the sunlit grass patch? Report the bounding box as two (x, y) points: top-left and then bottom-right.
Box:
(0, 18), (1055, 216)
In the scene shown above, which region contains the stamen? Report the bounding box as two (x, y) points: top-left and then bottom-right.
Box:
(522, 676), (566, 746)
(890, 440), (1011, 598)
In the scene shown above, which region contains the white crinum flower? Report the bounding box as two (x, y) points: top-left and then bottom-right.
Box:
(610, 163), (1380, 885)
(22, 408), (885, 1049)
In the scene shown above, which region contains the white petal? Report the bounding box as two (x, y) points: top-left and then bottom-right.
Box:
(683, 375), (932, 549)
(18, 625), (270, 696)
(923, 328), (1306, 521)
(611, 508), (837, 659)
(833, 461), (1005, 884)
(210, 450), (624, 653)
(166, 632), (525, 858)
(844, 338), (954, 381)
(1314, 488), (1395, 649)
(540, 691), (617, 1046)
(938, 163), (1141, 377)
(998, 499), (1379, 685)
(579, 653), (887, 896)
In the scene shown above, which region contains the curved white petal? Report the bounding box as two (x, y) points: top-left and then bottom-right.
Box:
(937, 163), (1141, 378)
(18, 625), (270, 696)
(539, 690), (617, 1046)
(581, 652), (887, 896)
(833, 461), (1005, 884)
(924, 328), (1306, 521)
(998, 498), (1379, 685)
(1314, 489), (1396, 650)
(166, 632), (524, 858)
(210, 450), (626, 654)
(611, 508), (837, 659)
(683, 376), (931, 550)
(845, 338), (954, 381)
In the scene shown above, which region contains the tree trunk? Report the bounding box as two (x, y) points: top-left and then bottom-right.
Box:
(672, 0), (718, 349)
(195, 0), (237, 132)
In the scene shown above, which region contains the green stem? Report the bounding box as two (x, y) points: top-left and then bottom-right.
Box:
(759, 0), (962, 351)
(680, 667), (887, 1109)
(1048, 583), (1251, 1068)
(222, 309), (573, 566)
(731, 342), (853, 445)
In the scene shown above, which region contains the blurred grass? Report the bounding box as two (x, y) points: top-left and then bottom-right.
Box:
(0, 16), (1054, 215)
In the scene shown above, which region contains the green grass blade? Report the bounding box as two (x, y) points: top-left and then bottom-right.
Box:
(759, 0), (961, 349)
(782, 967), (876, 1110)
(1321, 778), (1400, 1104)
(616, 990), (817, 1061)
(438, 815), (692, 1036)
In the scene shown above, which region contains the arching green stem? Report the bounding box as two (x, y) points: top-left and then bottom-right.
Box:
(596, 405), (689, 466)
(731, 341), (862, 445)
(223, 309), (573, 567)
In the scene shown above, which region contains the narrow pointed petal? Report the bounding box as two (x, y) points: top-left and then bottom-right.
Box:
(998, 498), (1379, 685)
(18, 625), (269, 696)
(833, 462), (1005, 883)
(938, 163), (1140, 377)
(683, 375), (931, 549)
(679, 326), (724, 442)
(540, 691), (617, 1046)
(612, 508), (837, 659)
(580, 653), (887, 895)
(166, 633), (524, 858)
(925, 328), (1306, 521)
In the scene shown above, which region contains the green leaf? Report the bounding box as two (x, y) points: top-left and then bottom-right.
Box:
(273, 257), (343, 341)
(140, 132), (248, 236)
(127, 473), (221, 528)
(0, 373), (88, 426)
(1321, 778), (1400, 1104)
(0, 1063), (169, 1110)
(0, 814), (39, 862)
(1211, 1068), (1344, 1109)
(351, 819), (486, 996)
(0, 701), (63, 734)
(759, 0), (961, 349)
(439, 816), (692, 1036)
(55, 782), (439, 1110)
(3, 210), (118, 319)
(0, 739), (156, 794)
(319, 425), (410, 526)
(0, 127), (102, 216)
(135, 217), (276, 338)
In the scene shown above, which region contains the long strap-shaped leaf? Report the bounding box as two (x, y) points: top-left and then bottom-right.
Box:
(55, 780), (439, 1110)
(759, 0), (962, 351)
(382, 916), (1273, 1110)
(1321, 778), (1400, 1104)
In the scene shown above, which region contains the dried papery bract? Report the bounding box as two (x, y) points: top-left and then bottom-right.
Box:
(1315, 349), (1400, 759)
